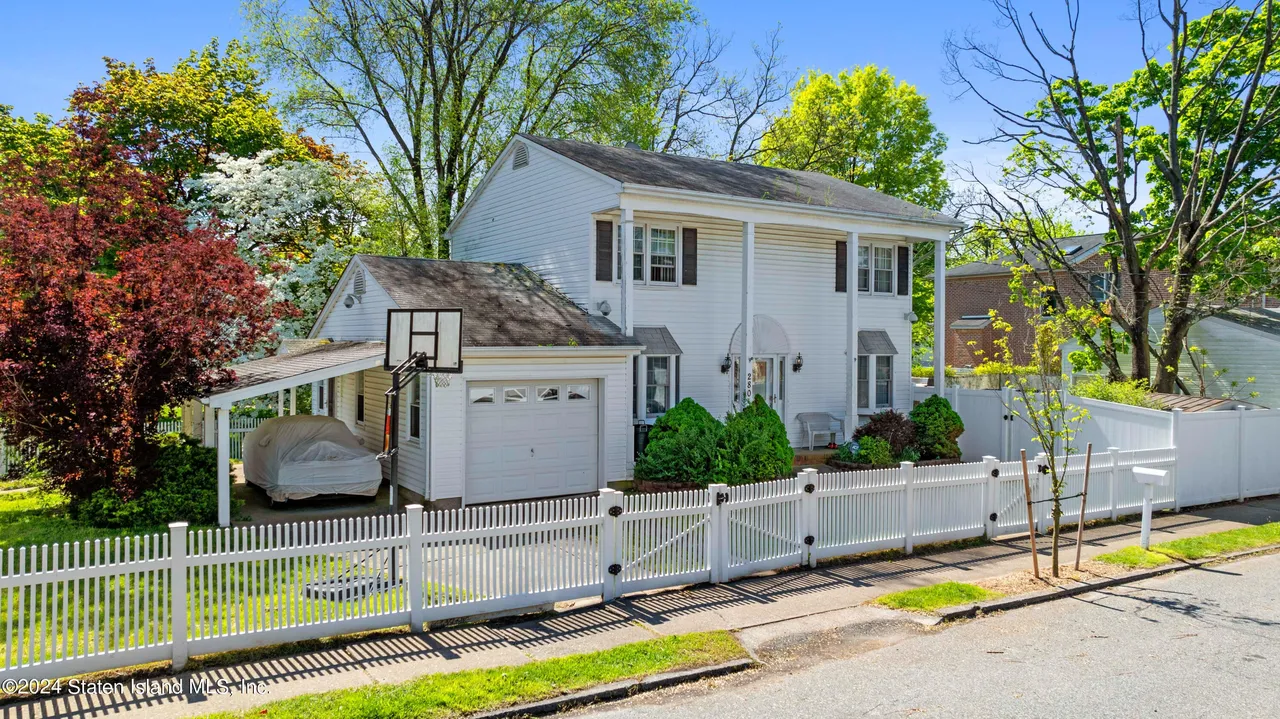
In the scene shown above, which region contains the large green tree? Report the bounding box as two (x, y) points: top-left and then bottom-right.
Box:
(71, 39), (309, 202)
(947, 0), (1280, 390)
(246, 0), (690, 258)
(758, 67), (950, 209)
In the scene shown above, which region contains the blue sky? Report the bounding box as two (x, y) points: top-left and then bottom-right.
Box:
(0, 0), (1146, 176)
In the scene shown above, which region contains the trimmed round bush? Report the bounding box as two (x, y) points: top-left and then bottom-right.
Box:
(634, 398), (723, 486)
(74, 433), (237, 528)
(713, 396), (794, 485)
(909, 395), (964, 460)
(852, 410), (916, 459)
(852, 436), (894, 466)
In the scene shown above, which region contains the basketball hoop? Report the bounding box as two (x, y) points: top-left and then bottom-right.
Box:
(384, 308), (463, 373)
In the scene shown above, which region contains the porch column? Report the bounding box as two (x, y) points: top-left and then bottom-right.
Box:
(933, 237), (947, 396)
(277, 389), (285, 416)
(202, 403), (216, 448)
(216, 407), (231, 527)
(740, 221), (755, 409)
(289, 386), (297, 415)
(620, 208), (636, 335)
(845, 232), (860, 440)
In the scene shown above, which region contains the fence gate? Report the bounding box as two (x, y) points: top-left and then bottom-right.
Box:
(723, 478), (805, 581)
(617, 489), (713, 594)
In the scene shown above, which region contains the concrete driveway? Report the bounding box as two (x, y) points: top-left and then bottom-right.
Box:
(579, 551), (1280, 719)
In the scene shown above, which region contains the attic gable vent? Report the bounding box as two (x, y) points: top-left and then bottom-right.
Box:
(352, 268), (367, 296)
(512, 142), (529, 169)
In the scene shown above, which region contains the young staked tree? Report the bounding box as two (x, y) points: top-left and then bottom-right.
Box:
(988, 279), (1090, 578)
(0, 115), (282, 502)
(946, 0), (1280, 390)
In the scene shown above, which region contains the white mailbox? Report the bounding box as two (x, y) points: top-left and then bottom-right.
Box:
(1133, 465), (1169, 549)
(1133, 466), (1169, 486)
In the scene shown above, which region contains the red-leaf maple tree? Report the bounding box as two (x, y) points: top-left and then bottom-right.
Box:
(0, 114), (282, 502)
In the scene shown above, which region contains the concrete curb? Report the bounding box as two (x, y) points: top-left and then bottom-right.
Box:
(937, 542), (1280, 622)
(469, 658), (756, 719)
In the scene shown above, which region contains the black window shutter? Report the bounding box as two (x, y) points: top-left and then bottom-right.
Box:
(681, 228), (698, 285)
(835, 241), (848, 292)
(595, 220), (613, 282)
(897, 246), (910, 295)
(674, 356), (681, 402)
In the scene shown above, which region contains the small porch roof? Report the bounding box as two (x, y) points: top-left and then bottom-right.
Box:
(202, 341), (385, 408)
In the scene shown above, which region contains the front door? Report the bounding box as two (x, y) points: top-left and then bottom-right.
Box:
(752, 358), (774, 406)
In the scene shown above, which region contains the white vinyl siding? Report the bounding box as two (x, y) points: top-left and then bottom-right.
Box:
(448, 143), (619, 306)
(594, 213), (914, 446)
(312, 259), (399, 341)
(332, 368), (427, 497)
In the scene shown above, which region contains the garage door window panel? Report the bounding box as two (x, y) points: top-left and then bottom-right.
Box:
(567, 384), (591, 400)
(469, 387), (495, 404)
(537, 386), (560, 401)
(504, 387), (528, 403)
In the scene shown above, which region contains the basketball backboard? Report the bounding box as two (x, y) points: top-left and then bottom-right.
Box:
(384, 308), (463, 372)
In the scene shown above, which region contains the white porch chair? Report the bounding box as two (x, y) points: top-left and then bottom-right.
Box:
(797, 412), (845, 450)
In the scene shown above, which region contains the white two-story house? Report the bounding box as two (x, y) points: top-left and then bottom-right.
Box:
(195, 135), (960, 521)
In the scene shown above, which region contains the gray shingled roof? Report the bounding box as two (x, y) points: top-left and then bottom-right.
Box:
(1216, 308), (1280, 338)
(947, 234), (1107, 278)
(213, 341), (385, 397)
(520, 135), (961, 228)
(357, 255), (638, 348)
(634, 326), (683, 355)
(858, 330), (898, 355)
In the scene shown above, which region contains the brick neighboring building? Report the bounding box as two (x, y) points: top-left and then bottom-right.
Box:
(944, 234), (1171, 367)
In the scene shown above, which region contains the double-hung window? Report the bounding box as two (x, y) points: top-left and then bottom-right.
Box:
(407, 376), (421, 440)
(873, 246), (894, 294)
(1089, 273), (1113, 303)
(617, 223), (681, 286)
(856, 355), (894, 411)
(645, 356), (673, 417)
(355, 372), (366, 424)
(858, 245), (870, 292)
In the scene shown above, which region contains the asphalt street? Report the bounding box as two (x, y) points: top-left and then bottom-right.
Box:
(579, 552), (1280, 718)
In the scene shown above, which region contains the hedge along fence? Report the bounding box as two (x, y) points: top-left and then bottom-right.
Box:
(0, 447), (1176, 681)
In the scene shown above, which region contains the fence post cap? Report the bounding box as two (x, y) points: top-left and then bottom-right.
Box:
(982, 455), (998, 462)
(168, 522), (189, 529)
(598, 487), (623, 497)
(899, 461), (914, 469)
(404, 503), (424, 512)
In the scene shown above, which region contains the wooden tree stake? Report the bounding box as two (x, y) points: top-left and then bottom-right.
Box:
(1021, 448), (1039, 578)
(1074, 443), (1093, 571)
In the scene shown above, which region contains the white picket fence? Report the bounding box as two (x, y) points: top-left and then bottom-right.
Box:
(0, 447), (1176, 681)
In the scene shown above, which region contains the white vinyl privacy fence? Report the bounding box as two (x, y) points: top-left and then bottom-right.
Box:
(0, 447), (1176, 682)
(917, 386), (1280, 507)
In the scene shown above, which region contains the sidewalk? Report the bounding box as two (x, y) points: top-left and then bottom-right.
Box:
(9, 497), (1280, 719)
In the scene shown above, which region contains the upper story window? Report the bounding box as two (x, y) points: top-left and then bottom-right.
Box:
(873, 246), (894, 294)
(1089, 273), (1114, 303)
(858, 246), (870, 292)
(617, 222), (682, 286)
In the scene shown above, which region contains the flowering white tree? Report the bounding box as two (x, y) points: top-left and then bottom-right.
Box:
(185, 150), (372, 337)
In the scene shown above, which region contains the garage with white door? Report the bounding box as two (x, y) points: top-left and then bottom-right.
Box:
(465, 379), (599, 503)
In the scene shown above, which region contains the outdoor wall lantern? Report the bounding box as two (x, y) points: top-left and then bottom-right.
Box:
(720, 354), (732, 374)
(792, 354), (804, 373)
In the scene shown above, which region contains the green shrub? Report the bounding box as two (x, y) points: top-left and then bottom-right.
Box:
(634, 398), (724, 485)
(852, 436), (894, 466)
(853, 410), (916, 459)
(832, 441), (857, 464)
(910, 395), (964, 460)
(74, 433), (236, 528)
(1071, 376), (1164, 409)
(713, 396), (794, 485)
(898, 445), (921, 463)
(911, 365), (957, 378)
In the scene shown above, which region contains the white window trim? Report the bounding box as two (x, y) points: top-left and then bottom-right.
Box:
(405, 375), (422, 444)
(870, 243), (896, 296)
(856, 354), (895, 413)
(354, 371), (366, 426)
(615, 221), (683, 288)
(642, 354), (677, 419)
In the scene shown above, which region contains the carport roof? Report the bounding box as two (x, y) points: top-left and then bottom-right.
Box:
(202, 341), (385, 406)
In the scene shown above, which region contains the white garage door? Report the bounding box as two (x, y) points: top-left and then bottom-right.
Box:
(465, 380), (599, 504)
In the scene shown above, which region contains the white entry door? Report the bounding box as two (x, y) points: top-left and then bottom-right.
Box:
(465, 380), (599, 504)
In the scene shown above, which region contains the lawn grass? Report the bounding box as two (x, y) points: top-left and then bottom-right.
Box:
(1152, 522), (1280, 561)
(0, 487), (161, 551)
(1092, 546), (1173, 569)
(874, 581), (1004, 613)
(197, 631), (747, 719)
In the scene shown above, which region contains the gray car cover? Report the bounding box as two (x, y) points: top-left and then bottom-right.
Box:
(243, 415), (383, 501)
